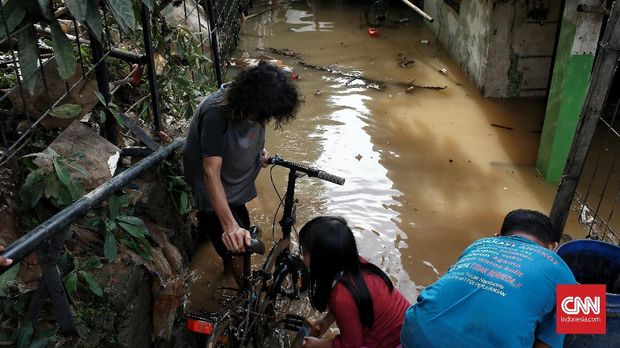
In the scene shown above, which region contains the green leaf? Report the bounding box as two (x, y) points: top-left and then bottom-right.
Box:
(65, 0), (89, 22)
(141, 0), (154, 12)
(110, 109), (127, 128)
(64, 271), (77, 295)
(19, 170), (45, 208)
(115, 216), (145, 226)
(16, 22), (38, 94)
(105, 0), (136, 32)
(0, 263), (20, 297)
(29, 328), (58, 348)
(51, 103), (82, 119)
(16, 322), (33, 348)
(104, 233), (118, 262)
(50, 22), (76, 79)
(0, 0), (26, 37)
(85, 0), (103, 42)
(105, 220), (117, 233)
(99, 110), (107, 123)
(58, 252), (72, 273)
(52, 156), (71, 188)
(66, 180), (83, 202)
(117, 221), (148, 238)
(43, 173), (61, 199)
(109, 195), (121, 219)
(180, 191), (189, 214)
(79, 271), (103, 297)
(94, 91), (107, 106)
(83, 257), (103, 270)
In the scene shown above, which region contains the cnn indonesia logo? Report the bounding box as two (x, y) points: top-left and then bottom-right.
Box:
(556, 284), (606, 334)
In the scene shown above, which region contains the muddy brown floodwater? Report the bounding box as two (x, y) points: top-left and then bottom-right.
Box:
(187, 0), (570, 319)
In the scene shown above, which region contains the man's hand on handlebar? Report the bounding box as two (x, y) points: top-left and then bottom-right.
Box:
(261, 149), (270, 168)
(222, 226), (252, 253)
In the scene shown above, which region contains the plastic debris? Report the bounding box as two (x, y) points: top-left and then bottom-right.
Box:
(439, 68), (448, 75)
(421, 40), (429, 44)
(368, 27), (380, 38)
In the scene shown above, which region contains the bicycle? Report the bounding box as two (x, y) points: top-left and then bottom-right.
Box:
(186, 155), (345, 347)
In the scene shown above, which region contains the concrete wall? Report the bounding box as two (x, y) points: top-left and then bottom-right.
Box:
(423, 0), (561, 97)
(422, 0), (494, 89)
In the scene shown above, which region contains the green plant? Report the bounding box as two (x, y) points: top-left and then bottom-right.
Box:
(85, 194), (154, 263)
(0, 0), (153, 93)
(94, 90), (128, 127)
(152, 12), (218, 120)
(62, 255), (104, 297)
(18, 149), (87, 227)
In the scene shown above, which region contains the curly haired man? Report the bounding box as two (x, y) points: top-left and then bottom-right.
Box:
(183, 62), (301, 279)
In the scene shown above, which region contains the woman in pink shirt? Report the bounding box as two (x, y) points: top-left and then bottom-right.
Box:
(300, 216), (410, 348)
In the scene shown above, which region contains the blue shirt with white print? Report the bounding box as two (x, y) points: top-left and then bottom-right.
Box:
(401, 235), (576, 348)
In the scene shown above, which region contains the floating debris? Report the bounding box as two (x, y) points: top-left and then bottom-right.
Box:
(269, 47), (304, 59)
(314, 89), (322, 96)
(420, 40), (429, 45)
(355, 154), (363, 161)
(397, 53), (415, 68)
(439, 68), (448, 75)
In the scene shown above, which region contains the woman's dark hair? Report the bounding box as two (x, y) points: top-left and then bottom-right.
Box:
(299, 216), (394, 328)
(221, 61), (302, 128)
(500, 209), (557, 244)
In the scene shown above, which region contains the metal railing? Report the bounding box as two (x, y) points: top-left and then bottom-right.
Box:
(550, 2), (620, 245)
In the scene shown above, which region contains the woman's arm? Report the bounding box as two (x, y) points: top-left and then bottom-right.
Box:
(303, 337), (334, 348)
(314, 311), (336, 336)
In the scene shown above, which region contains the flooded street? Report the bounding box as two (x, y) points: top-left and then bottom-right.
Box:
(188, 0), (565, 313)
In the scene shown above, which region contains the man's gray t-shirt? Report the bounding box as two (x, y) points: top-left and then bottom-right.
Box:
(183, 88), (265, 211)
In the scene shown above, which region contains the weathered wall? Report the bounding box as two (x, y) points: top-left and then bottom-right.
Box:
(422, 0), (561, 97)
(422, 0), (494, 89)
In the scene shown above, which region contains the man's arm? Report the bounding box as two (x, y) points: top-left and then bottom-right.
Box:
(533, 339), (551, 348)
(203, 156), (250, 252)
(0, 245), (12, 266)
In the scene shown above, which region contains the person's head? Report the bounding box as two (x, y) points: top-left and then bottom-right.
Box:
(499, 209), (558, 250)
(222, 61), (302, 127)
(299, 216), (393, 327)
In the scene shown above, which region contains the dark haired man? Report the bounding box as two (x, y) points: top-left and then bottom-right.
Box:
(183, 62), (301, 277)
(401, 209), (576, 348)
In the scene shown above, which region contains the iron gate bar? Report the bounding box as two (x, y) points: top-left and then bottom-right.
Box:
(550, 2), (620, 237)
(140, 3), (163, 134)
(0, 139), (185, 275)
(205, 0), (224, 86)
(90, 35), (118, 145)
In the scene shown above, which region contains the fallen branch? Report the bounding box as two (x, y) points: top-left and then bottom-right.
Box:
(297, 61), (385, 90)
(491, 123), (514, 131)
(297, 61), (447, 91)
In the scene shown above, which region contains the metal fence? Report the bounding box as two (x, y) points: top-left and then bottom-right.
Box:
(550, 2), (620, 245)
(0, 0), (248, 167)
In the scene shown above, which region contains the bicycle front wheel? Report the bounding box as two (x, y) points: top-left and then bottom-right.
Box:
(205, 317), (238, 348)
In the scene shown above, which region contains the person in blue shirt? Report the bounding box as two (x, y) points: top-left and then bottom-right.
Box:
(401, 209), (576, 348)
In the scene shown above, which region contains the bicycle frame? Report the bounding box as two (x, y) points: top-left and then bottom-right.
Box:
(189, 156), (344, 347)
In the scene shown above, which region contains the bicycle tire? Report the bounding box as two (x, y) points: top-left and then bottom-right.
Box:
(205, 316), (238, 348)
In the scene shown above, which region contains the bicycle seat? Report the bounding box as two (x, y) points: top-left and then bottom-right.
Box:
(245, 226), (265, 255)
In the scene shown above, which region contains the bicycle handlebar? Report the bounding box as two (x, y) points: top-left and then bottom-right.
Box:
(267, 155), (345, 185)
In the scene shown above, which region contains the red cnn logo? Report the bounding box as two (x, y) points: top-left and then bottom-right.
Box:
(556, 284), (606, 334)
